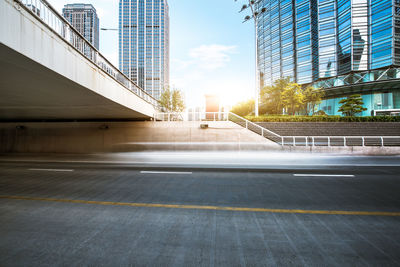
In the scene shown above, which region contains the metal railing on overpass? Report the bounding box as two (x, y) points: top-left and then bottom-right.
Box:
(155, 112), (400, 147)
(15, 0), (158, 107)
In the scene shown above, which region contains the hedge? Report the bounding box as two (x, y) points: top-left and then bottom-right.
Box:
(245, 115), (400, 122)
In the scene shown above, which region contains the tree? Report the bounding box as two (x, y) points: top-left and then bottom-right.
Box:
(281, 83), (304, 115)
(171, 89), (185, 113)
(159, 87), (172, 112)
(259, 77), (290, 115)
(338, 94), (367, 116)
(159, 87), (185, 113)
(303, 86), (325, 115)
(314, 110), (327, 116)
(231, 99), (255, 117)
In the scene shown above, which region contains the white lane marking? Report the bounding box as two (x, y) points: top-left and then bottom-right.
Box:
(29, 168), (74, 172)
(140, 171), (193, 175)
(294, 174), (355, 177)
(5, 159), (399, 167)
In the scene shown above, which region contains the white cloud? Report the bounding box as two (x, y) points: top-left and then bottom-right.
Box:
(170, 44), (252, 108)
(172, 44), (237, 72)
(188, 44), (237, 70)
(171, 58), (194, 71)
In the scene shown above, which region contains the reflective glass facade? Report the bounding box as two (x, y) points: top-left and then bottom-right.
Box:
(318, 0), (337, 78)
(257, 0), (399, 85)
(62, 4), (99, 50)
(318, 91), (400, 115)
(255, 0), (400, 115)
(295, 0), (319, 84)
(370, 0), (394, 68)
(119, 0), (169, 100)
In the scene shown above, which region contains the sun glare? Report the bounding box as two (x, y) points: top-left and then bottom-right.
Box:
(217, 86), (254, 108)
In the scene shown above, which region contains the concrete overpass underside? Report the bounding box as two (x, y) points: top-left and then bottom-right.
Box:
(0, 0), (156, 121)
(0, 43), (151, 121)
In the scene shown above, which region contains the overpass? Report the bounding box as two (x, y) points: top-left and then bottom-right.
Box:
(0, 0), (158, 121)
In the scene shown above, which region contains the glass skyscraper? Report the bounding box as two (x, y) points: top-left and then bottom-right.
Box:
(255, 0), (400, 115)
(62, 4), (99, 50)
(119, 0), (170, 100)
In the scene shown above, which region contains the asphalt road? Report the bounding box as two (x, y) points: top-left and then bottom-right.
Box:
(0, 153), (400, 266)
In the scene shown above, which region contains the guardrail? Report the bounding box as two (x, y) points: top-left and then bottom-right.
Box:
(154, 112), (229, 122)
(16, 0), (158, 107)
(227, 112), (283, 144)
(155, 112), (400, 147)
(281, 136), (400, 147)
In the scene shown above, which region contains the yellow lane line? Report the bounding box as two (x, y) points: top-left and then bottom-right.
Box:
(1, 195), (400, 217)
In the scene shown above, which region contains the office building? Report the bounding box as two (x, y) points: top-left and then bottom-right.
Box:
(255, 0), (400, 115)
(119, 0), (170, 100)
(62, 4), (99, 50)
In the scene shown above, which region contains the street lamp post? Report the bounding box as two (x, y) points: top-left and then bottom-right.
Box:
(236, 0), (265, 117)
(250, 4), (260, 117)
(100, 27), (119, 66)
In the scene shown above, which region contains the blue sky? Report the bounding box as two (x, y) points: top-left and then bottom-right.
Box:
(49, 0), (255, 107)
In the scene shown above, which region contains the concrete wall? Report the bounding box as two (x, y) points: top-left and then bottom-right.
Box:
(256, 122), (400, 136)
(0, 121), (278, 153)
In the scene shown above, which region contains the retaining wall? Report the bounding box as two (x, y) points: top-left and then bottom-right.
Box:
(255, 122), (400, 136)
(0, 121), (278, 153)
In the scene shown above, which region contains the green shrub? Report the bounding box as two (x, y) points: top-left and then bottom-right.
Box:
(244, 115), (400, 122)
(314, 110), (327, 116)
(231, 99), (255, 117)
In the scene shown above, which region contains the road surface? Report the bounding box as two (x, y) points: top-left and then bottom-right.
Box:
(0, 152), (399, 266)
